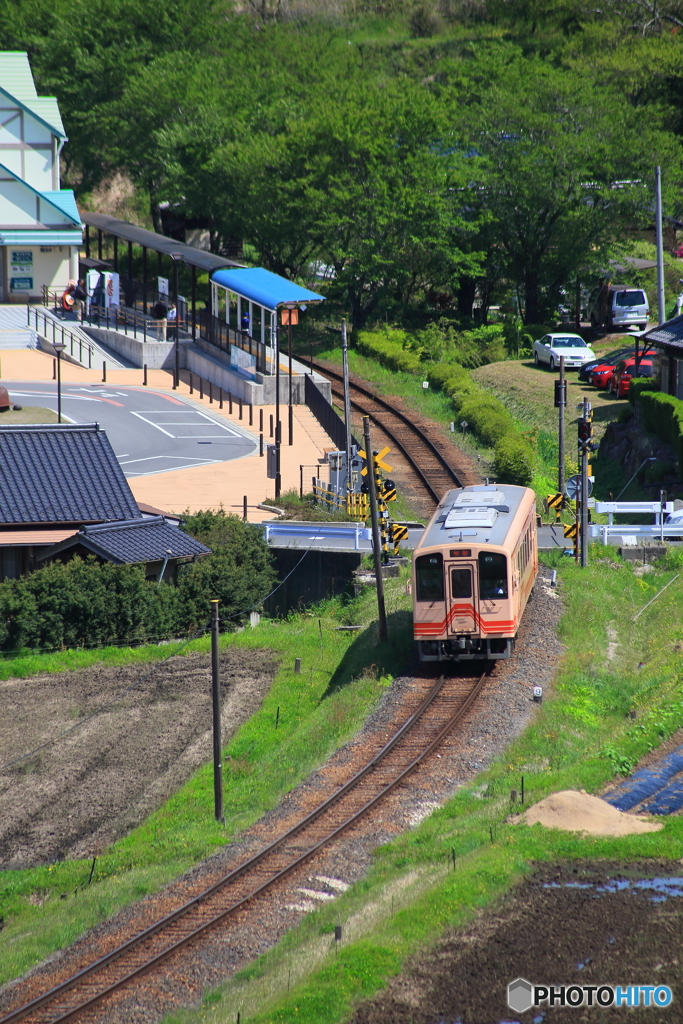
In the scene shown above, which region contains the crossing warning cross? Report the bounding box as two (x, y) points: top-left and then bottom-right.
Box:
(358, 445), (393, 475)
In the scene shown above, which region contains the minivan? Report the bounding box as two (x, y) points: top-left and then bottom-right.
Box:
(588, 284), (650, 332)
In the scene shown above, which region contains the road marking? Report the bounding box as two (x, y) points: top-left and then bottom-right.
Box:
(129, 411), (176, 437)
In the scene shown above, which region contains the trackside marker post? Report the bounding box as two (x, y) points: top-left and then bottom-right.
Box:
(211, 600), (224, 823)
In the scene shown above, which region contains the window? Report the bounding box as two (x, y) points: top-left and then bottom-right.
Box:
(550, 337), (584, 348)
(451, 568), (472, 599)
(615, 290), (645, 307)
(478, 552), (508, 600)
(416, 553), (444, 602)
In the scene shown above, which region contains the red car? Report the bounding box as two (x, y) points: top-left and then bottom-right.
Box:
(590, 362), (619, 389)
(610, 358), (653, 398)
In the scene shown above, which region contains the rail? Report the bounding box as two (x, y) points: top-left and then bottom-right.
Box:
(309, 359), (462, 504)
(27, 305), (94, 368)
(0, 671), (487, 1024)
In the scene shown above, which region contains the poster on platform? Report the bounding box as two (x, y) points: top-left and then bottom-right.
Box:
(230, 344), (256, 378)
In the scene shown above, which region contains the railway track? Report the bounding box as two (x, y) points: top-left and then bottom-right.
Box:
(1, 671), (489, 1024)
(310, 359), (463, 505)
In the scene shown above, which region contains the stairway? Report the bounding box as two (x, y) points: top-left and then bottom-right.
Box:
(0, 305), (38, 349)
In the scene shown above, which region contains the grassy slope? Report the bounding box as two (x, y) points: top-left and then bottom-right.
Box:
(0, 572), (413, 985)
(163, 548), (683, 1024)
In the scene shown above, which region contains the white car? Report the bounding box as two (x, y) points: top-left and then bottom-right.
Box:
(533, 333), (596, 371)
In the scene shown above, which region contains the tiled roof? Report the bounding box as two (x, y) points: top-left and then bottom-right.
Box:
(0, 423), (141, 525)
(644, 315), (683, 350)
(38, 516), (211, 565)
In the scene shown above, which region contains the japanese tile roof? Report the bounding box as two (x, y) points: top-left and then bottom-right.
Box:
(643, 314), (683, 350)
(0, 423), (141, 525)
(38, 516), (211, 565)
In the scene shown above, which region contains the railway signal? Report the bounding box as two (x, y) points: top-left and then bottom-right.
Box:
(576, 400), (595, 567)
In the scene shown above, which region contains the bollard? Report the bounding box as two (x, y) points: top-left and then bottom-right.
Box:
(243, 495), (248, 521)
(219, 386), (223, 409)
(209, 380), (213, 404)
(143, 364), (148, 386)
(334, 925), (342, 942)
(200, 377), (204, 400)
(239, 396), (243, 420)
(249, 404), (253, 426)
(259, 408), (264, 432)
(102, 361), (106, 383)
(260, 433), (264, 457)
(53, 358), (57, 380)
(294, 657), (301, 673)
(189, 373), (193, 394)
(269, 413), (274, 437)
(229, 392), (233, 414)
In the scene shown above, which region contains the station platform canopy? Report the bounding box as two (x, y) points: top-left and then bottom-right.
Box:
(211, 267), (324, 312)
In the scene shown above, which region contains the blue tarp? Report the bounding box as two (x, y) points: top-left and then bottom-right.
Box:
(211, 267), (324, 312)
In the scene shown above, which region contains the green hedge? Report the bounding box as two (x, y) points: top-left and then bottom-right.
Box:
(629, 378), (660, 404)
(355, 328), (535, 485)
(0, 515), (277, 653)
(638, 391), (683, 477)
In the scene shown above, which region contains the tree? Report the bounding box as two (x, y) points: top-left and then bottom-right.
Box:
(449, 52), (681, 322)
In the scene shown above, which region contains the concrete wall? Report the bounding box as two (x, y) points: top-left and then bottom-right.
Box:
(81, 326), (194, 370)
(2, 244), (74, 302)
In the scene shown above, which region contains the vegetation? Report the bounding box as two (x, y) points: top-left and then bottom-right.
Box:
(0, 514), (276, 653)
(160, 549), (683, 1024)
(637, 389), (683, 478)
(0, 571), (414, 985)
(3, 0), (682, 324)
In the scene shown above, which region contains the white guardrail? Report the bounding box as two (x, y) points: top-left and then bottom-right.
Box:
(587, 501), (682, 544)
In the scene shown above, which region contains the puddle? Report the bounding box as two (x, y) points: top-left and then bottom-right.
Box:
(543, 876), (683, 902)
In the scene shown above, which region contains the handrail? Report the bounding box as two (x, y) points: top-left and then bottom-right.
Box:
(28, 303), (94, 368)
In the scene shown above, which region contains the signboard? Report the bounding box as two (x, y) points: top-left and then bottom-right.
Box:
(11, 250), (33, 266)
(10, 277), (32, 291)
(230, 344), (256, 378)
(157, 276), (169, 296)
(565, 474), (593, 500)
(86, 270), (120, 309)
(280, 308), (298, 325)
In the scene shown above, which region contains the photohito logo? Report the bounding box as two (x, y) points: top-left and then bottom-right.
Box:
(508, 978), (673, 1013)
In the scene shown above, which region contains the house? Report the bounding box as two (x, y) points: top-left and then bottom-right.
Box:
(0, 422), (209, 581)
(641, 315), (683, 400)
(0, 52), (82, 302)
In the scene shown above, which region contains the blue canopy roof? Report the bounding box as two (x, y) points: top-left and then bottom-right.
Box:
(211, 267), (324, 312)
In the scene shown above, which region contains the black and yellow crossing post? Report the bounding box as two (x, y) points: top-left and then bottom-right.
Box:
(546, 492), (564, 524)
(362, 417), (388, 642)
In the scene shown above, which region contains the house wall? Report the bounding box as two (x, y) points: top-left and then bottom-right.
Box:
(0, 102), (56, 191)
(1, 243), (75, 302)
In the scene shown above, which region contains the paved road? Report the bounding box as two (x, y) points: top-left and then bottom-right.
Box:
(3, 382), (257, 477)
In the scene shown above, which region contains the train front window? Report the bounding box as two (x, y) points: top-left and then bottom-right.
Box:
(416, 553), (444, 602)
(478, 552), (508, 600)
(451, 568), (472, 599)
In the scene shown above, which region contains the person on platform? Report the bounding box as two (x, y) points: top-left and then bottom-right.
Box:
(72, 280), (87, 320)
(153, 298), (168, 341)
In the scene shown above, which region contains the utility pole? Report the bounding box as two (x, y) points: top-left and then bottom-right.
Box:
(288, 311), (294, 446)
(557, 356), (566, 495)
(363, 416), (387, 642)
(211, 600), (224, 823)
(578, 399), (593, 569)
(342, 319), (352, 500)
(655, 166), (666, 326)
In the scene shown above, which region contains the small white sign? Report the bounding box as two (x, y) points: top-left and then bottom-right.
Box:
(157, 276), (169, 296)
(422, 381), (429, 389)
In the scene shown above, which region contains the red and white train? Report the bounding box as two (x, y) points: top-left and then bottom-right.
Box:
(412, 484), (538, 661)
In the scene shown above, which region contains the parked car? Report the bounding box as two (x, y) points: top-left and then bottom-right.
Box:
(610, 358), (654, 398)
(587, 284), (650, 332)
(590, 363), (620, 390)
(578, 346), (636, 383)
(533, 334), (596, 371)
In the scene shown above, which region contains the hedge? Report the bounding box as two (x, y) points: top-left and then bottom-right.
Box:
(0, 515), (277, 653)
(629, 378), (660, 404)
(355, 328), (535, 485)
(638, 390), (683, 477)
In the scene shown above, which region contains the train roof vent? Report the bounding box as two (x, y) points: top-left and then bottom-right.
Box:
(444, 507), (498, 530)
(454, 490), (505, 507)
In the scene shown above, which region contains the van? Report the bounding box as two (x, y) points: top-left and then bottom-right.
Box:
(587, 284), (649, 332)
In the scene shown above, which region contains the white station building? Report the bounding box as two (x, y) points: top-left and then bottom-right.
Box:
(0, 52), (81, 303)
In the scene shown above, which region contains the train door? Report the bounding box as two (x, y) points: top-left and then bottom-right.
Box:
(447, 560), (477, 634)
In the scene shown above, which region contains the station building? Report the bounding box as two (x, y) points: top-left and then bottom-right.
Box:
(0, 52), (81, 302)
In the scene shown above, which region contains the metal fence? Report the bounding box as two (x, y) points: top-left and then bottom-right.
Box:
(196, 310), (269, 375)
(29, 306), (94, 367)
(304, 373), (360, 452)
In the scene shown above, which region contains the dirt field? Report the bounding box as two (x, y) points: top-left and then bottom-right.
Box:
(0, 648), (276, 867)
(353, 860), (683, 1024)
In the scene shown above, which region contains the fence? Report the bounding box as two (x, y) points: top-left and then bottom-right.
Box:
(305, 374), (360, 453)
(312, 479), (369, 518)
(29, 306), (94, 368)
(196, 310), (269, 375)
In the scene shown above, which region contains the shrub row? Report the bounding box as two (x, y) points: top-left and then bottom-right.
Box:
(0, 515), (277, 653)
(355, 327), (422, 374)
(638, 390), (683, 478)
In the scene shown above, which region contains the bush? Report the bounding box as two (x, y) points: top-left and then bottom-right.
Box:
(355, 328), (421, 374)
(493, 434), (535, 486)
(458, 394), (513, 446)
(629, 378), (660, 404)
(638, 391), (683, 478)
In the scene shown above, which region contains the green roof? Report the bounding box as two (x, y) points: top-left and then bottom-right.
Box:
(0, 52), (66, 138)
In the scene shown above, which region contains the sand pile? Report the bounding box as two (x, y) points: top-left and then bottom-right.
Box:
(512, 789), (663, 836)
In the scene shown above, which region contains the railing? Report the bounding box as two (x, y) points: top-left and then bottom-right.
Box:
(28, 305), (94, 368)
(313, 478), (370, 518)
(196, 310), (269, 375)
(304, 373), (361, 452)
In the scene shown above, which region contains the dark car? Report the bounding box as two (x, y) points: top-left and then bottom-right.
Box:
(578, 346), (635, 383)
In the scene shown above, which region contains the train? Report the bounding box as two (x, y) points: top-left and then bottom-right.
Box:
(412, 484), (538, 662)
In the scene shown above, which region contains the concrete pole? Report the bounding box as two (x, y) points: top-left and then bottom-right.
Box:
(363, 416), (387, 643)
(656, 166), (666, 325)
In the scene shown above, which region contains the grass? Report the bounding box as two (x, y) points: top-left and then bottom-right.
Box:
(0, 571), (414, 986)
(0, 407), (58, 424)
(161, 548), (683, 1024)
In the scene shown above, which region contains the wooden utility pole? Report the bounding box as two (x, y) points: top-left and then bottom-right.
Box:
(211, 600), (224, 823)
